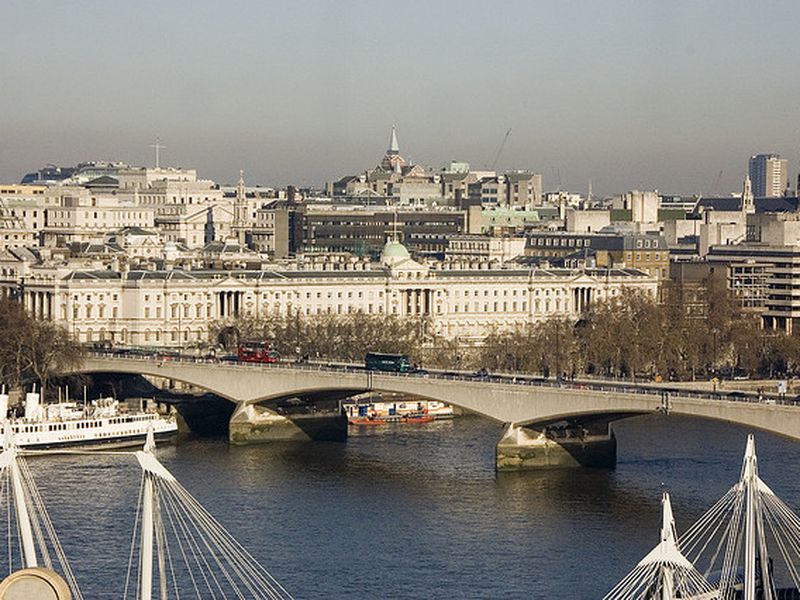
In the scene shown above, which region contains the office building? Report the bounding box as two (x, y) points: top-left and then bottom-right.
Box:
(749, 154), (788, 198)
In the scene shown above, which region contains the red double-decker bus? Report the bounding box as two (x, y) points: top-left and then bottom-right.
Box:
(237, 340), (280, 363)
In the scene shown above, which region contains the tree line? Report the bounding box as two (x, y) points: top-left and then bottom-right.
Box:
(479, 279), (800, 380)
(212, 277), (800, 381)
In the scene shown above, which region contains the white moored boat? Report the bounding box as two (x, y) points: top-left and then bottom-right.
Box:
(0, 388), (177, 449)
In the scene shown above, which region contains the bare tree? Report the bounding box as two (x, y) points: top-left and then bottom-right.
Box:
(0, 297), (85, 398)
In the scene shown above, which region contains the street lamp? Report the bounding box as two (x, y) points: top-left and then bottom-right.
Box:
(555, 322), (561, 380)
(177, 303), (183, 353)
(711, 328), (718, 374)
(711, 328), (719, 391)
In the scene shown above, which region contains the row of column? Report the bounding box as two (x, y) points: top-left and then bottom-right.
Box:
(573, 287), (592, 313)
(11, 285), (598, 326)
(0, 287), (54, 320)
(30, 291), (54, 320)
(218, 291), (243, 318)
(403, 288), (432, 316)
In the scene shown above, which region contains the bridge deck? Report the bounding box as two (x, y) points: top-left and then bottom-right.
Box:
(75, 353), (800, 440)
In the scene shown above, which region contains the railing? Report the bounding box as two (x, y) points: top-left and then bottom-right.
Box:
(83, 351), (797, 408)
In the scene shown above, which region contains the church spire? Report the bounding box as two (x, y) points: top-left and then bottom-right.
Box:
(233, 170), (248, 245)
(379, 125), (407, 173)
(236, 169), (245, 202)
(742, 173), (754, 214)
(388, 125), (400, 156)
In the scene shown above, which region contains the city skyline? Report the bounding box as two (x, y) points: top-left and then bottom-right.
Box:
(2, 1), (800, 196)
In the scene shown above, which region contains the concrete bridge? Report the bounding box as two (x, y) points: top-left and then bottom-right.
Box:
(76, 354), (800, 470)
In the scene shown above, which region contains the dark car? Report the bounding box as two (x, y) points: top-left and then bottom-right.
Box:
(473, 368), (490, 380)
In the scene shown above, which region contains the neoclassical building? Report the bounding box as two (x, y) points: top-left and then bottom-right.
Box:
(0, 241), (657, 347)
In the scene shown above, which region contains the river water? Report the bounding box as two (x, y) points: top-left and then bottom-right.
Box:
(27, 413), (800, 599)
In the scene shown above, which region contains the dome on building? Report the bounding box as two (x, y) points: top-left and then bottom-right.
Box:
(380, 239), (411, 266)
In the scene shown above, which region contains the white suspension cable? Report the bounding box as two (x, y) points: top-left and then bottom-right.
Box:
(123, 473), (145, 600)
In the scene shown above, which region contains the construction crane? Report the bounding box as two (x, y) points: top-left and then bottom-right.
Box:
(489, 128), (512, 171)
(711, 169), (723, 196)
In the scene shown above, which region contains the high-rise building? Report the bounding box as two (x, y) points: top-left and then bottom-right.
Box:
(748, 154), (788, 197)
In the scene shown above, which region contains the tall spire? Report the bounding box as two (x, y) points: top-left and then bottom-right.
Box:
(233, 169), (248, 245)
(742, 173), (754, 214)
(388, 125), (400, 156)
(237, 169), (245, 202)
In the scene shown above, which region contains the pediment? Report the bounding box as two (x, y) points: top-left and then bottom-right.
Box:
(388, 258), (430, 278)
(210, 276), (250, 288)
(568, 273), (597, 284)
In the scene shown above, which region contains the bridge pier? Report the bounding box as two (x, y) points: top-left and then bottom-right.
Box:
(229, 402), (348, 445)
(495, 423), (617, 471)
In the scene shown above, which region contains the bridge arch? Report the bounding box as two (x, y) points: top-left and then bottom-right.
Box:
(76, 358), (504, 423)
(73, 357), (800, 469)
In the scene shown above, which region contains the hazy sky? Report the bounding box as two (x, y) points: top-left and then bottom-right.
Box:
(2, 0), (799, 196)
